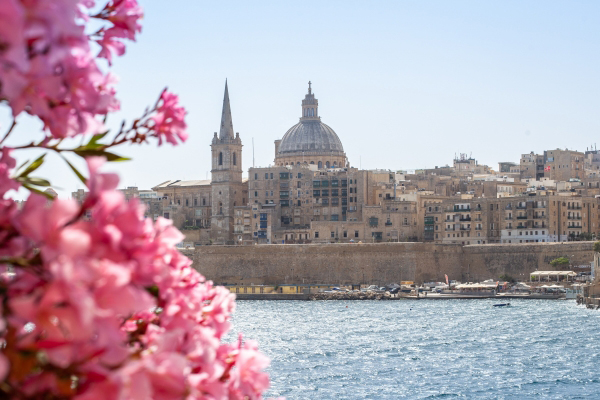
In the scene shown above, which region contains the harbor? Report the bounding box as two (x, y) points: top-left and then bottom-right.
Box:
(231, 273), (587, 301)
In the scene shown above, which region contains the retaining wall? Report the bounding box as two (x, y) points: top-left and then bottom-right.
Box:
(190, 242), (594, 285)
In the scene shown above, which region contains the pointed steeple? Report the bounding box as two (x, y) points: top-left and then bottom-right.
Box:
(219, 80), (234, 140)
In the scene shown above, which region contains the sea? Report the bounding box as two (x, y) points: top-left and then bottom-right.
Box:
(228, 299), (600, 399)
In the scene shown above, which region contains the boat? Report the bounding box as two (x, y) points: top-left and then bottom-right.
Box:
(493, 303), (510, 307)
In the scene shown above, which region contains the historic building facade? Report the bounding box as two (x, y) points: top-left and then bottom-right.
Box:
(70, 80), (600, 246)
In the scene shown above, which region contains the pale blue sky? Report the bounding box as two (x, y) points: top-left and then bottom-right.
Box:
(3, 0), (599, 197)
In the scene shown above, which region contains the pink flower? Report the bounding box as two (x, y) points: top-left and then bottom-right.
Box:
(228, 336), (271, 399)
(150, 91), (188, 146)
(0, 148), (19, 197)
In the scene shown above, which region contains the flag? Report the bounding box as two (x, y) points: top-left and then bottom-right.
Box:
(445, 274), (449, 286)
(545, 165), (551, 171)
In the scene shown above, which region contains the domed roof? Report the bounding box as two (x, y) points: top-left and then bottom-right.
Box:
(277, 120), (345, 155)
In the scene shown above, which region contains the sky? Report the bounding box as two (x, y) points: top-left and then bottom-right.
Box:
(2, 0), (600, 198)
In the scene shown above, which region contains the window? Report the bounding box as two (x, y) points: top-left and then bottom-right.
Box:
(331, 215), (339, 221)
(254, 173), (258, 180)
(218, 152), (223, 165)
(318, 161), (323, 169)
(265, 173), (269, 179)
(203, 198), (206, 205)
(185, 199), (189, 206)
(315, 232), (319, 238)
(331, 231), (335, 238)
(254, 191), (258, 197)
(297, 200), (301, 206)
(233, 152), (237, 165)
(281, 200), (289, 207)
(280, 172), (290, 179)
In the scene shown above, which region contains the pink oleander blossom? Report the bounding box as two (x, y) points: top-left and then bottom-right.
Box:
(150, 91), (189, 146)
(0, 157), (271, 399)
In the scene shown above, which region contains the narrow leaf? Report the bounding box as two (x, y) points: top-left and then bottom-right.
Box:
(26, 177), (51, 187)
(18, 154), (46, 178)
(61, 156), (87, 184)
(22, 184), (54, 200)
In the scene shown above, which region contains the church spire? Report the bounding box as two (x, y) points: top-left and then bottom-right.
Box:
(219, 80), (234, 140)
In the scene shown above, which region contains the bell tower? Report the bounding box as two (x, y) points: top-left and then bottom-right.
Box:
(210, 80), (243, 244)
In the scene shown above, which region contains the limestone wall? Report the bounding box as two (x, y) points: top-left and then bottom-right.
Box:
(191, 242), (594, 286)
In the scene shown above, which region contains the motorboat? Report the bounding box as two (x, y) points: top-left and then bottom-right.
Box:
(493, 303), (510, 307)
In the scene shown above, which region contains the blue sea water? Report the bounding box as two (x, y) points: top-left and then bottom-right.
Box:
(229, 299), (600, 399)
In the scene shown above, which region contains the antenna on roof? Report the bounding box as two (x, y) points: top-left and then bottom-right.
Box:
(252, 137), (255, 168)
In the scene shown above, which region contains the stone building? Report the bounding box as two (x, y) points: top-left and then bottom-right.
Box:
(83, 81), (600, 247)
(543, 148), (584, 181)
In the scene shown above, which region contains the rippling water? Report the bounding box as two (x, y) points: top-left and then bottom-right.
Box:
(229, 299), (600, 399)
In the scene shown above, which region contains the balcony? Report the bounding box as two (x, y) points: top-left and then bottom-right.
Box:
(516, 205), (527, 209)
(505, 217), (513, 220)
(460, 217), (471, 222)
(475, 227), (482, 231)
(445, 228), (456, 231)
(516, 216), (528, 220)
(454, 207), (471, 212)
(533, 215), (545, 219)
(460, 227), (471, 231)
(505, 206), (513, 210)
(568, 206), (582, 210)
(568, 216), (582, 220)
(385, 221), (393, 226)
(517, 226), (526, 229)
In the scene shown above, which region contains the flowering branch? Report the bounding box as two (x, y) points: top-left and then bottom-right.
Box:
(0, 0), (271, 398)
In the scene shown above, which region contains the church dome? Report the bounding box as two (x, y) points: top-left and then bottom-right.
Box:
(275, 82), (347, 168)
(277, 120), (345, 156)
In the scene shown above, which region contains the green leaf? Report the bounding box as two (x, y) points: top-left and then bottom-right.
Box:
(22, 183), (54, 200)
(74, 149), (130, 162)
(18, 154), (46, 178)
(87, 131), (109, 149)
(25, 177), (51, 187)
(15, 159), (30, 173)
(61, 156), (87, 184)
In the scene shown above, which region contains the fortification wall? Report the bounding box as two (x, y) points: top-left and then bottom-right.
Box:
(191, 242), (594, 285)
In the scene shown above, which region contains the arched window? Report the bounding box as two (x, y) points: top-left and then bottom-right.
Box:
(310, 161), (314, 165)
(233, 152), (237, 166)
(218, 152), (223, 166)
(297, 162), (300, 165)
(333, 161), (337, 167)
(202, 198), (206, 205)
(318, 161), (323, 169)
(326, 161), (330, 168)
(219, 202), (223, 215)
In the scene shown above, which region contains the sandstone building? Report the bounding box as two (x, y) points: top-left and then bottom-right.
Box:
(72, 81), (600, 247)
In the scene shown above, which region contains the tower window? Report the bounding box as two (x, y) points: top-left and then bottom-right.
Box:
(233, 152), (237, 166)
(218, 152), (223, 166)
